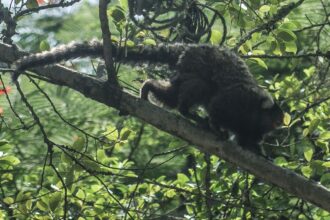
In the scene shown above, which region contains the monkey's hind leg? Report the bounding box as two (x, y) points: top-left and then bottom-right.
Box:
(140, 79), (179, 108)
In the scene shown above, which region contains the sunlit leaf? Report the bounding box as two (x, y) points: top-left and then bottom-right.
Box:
(259, 5), (270, 13)
(285, 41), (297, 53)
(0, 155), (20, 165)
(177, 173), (189, 184)
(143, 38), (156, 46)
(303, 147), (314, 162)
(164, 189), (176, 198)
(210, 29), (222, 45)
(3, 197), (13, 205)
(249, 58), (268, 69)
(301, 166), (312, 178)
(37, 200), (49, 211)
(319, 131), (330, 141)
(283, 112), (291, 126)
(274, 157), (287, 166)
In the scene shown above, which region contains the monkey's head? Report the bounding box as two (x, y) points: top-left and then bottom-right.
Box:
(250, 87), (284, 133)
(259, 97), (284, 133)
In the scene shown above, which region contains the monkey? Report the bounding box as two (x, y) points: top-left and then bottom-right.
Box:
(12, 41), (284, 153)
(140, 45), (284, 153)
(207, 86), (283, 152)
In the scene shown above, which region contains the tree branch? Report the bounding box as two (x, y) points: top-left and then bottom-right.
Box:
(1, 42), (330, 212)
(99, 0), (118, 84)
(234, 0), (305, 51)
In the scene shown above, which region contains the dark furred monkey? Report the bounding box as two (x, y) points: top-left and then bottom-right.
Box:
(140, 45), (284, 152)
(13, 42), (284, 152)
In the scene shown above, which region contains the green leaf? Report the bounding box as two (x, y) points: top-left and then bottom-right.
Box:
(0, 140), (9, 146)
(259, 5), (270, 13)
(285, 41), (297, 53)
(279, 22), (298, 30)
(120, 128), (132, 141)
(210, 29), (222, 45)
(26, 0), (38, 8)
(39, 41), (50, 51)
(301, 166), (312, 178)
(320, 131), (330, 141)
(65, 167), (75, 190)
(61, 152), (72, 164)
(96, 149), (107, 162)
(320, 173), (330, 185)
(104, 126), (119, 141)
(125, 40), (135, 47)
(37, 200), (49, 211)
(26, 199), (32, 211)
(303, 66), (316, 77)
(249, 58), (268, 69)
(176, 173), (189, 185)
(75, 189), (85, 199)
(48, 192), (62, 212)
(16, 192), (31, 214)
(322, 161), (330, 168)
(143, 38), (156, 46)
(251, 50), (265, 55)
(303, 147), (314, 162)
(0, 155), (21, 165)
(164, 189), (176, 198)
(156, 175), (166, 182)
(3, 197), (14, 205)
(274, 157), (287, 166)
(16, 191), (25, 203)
(81, 159), (101, 171)
(283, 113), (291, 126)
(308, 119), (320, 134)
(0, 143), (12, 152)
(277, 29), (297, 42)
(91, 184), (102, 192)
(72, 136), (85, 151)
(1, 173), (13, 181)
(120, 0), (128, 11)
(302, 128), (309, 137)
(109, 6), (126, 24)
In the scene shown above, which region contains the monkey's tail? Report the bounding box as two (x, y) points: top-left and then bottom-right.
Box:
(140, 79), (179, 108)
(14, 41), (104, 72)
(13, 41), (186, 72)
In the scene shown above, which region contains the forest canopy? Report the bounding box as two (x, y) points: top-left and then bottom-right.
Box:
(0, 0), (329, 219)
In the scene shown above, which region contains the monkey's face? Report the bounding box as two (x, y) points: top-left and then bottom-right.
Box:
(260, 103), (284, 133)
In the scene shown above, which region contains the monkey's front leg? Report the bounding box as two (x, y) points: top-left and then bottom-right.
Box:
(176, 79), (213, 128)
(208, 117), (229, 141)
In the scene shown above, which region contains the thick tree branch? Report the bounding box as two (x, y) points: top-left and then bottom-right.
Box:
(1, 42), (330, 212)
(99, 0), (118, 84)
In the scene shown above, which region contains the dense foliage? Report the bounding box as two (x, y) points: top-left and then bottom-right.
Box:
(0, 0), (329, 219)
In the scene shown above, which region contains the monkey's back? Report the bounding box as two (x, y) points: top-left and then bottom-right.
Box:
(176, 45), (257, 90)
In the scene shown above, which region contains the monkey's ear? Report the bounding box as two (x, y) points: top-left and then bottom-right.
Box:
(251, 87), (275, 109)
